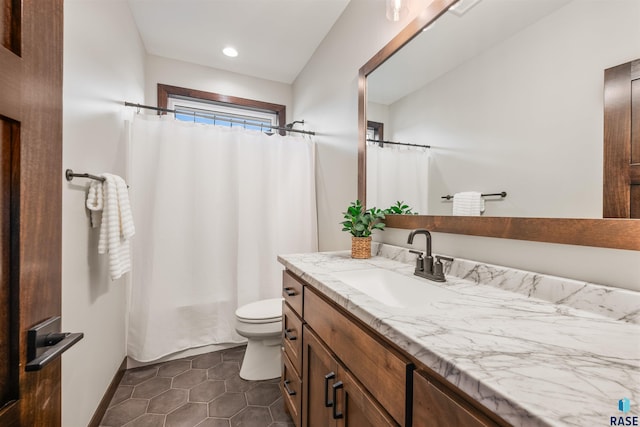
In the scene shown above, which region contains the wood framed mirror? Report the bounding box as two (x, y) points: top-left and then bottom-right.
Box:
(358, 0), (640, 251)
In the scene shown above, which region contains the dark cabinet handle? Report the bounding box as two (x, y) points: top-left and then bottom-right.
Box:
(324, 372), (335, 407)
(284, 287), (296, 297)
(284, 328), (297, 341)
(332, 381), (344, 419)
(283, 379), (296, 396)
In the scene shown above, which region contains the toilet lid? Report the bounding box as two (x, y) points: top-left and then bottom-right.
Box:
(236, 298), (283, 323)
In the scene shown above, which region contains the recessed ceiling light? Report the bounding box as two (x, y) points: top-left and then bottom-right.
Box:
(222, 47), (238, 58)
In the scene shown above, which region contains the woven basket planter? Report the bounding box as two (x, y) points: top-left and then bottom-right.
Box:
(351, 236), (372, 259)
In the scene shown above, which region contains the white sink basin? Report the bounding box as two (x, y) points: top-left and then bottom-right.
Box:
(331, 268), (457, 308)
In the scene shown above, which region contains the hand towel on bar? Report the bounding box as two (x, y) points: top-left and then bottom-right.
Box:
(452, 191), (485, 216)
(98, 173), (135, 280)
(86, 180), (103, 228)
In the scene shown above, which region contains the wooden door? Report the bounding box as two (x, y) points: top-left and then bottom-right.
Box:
(603, 58), (640, 218)
(0, 1), (64, 426)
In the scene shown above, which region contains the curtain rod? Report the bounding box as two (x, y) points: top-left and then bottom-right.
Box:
(124, 102), (316, 136)
(367, 138), (430, 149)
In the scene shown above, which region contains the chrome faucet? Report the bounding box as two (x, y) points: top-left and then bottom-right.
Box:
(407, 229), (452, 282)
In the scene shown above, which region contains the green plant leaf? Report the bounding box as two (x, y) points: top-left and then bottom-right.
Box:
(382, 201), (417, 215)
(340, 200), (388, 236)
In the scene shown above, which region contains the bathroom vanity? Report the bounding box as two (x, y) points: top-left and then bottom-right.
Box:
(278, 244), (639, 427)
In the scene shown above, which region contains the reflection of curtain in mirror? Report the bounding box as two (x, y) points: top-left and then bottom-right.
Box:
(366, 144), (429, 213)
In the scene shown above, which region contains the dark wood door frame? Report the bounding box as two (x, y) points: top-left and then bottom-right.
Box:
(0, 1), (64, 425)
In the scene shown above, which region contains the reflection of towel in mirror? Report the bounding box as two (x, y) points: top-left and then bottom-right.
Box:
(453, 192), (485, 216)
(98, 173), (135, 280)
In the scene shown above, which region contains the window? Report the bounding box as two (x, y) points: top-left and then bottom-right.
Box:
(157, 84), (287, 134)
(367, 120), (384, 141)
(169, 97), (278, 132)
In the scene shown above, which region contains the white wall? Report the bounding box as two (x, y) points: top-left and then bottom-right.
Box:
(366, 101), (390, 129)
(295, 0), (640, 291)
(62, 1), (145, 426)
(293, 0), (433, 251)
(144, 54), (293, 119)
(387, 0), (640, 218)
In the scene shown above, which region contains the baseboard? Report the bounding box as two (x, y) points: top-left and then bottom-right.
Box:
(88, 357), (127, 427)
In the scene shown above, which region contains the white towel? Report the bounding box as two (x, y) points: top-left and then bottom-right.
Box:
(86, 180), (103, 228)
(452, 191), (485, 216)
(97, 174), (135, 280)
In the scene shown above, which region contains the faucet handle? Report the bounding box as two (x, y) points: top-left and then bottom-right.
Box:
(433, 255), (453, 281)
(409, 250), (424, 273)
(435, 255), (453, 263)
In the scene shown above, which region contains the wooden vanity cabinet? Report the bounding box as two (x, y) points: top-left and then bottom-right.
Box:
(302, 325), (397, 427)
(281, 269), (508, 427)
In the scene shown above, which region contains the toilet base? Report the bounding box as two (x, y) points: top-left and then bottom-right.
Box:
(239, 337), (281, 381)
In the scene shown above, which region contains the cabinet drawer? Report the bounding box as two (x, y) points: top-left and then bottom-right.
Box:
(413, 371), (498, 427)
(282, 350), (302, 427)
(304, 287), (410, 426)
(283, 270), (304, 317)
(283, 301), (303, 376)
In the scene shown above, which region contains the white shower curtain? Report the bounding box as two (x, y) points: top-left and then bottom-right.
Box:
(366, 143), (430, 214)
(127, 115), (317, 362)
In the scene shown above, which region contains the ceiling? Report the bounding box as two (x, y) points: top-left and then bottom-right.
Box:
(127, 0), (351, 84)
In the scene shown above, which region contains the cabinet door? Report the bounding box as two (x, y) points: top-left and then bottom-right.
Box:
(282, 350), (302, 426)
(302, 326), (338, 427)
(335, 368), (398, 427)
(283, 301), (303, 375)
(304, 287), (409, 424)
(303, 326), (398, 427)
(413, 371), (496, 427)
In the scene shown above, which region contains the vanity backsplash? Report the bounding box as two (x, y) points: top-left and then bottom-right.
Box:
(373, 243), (640, 324)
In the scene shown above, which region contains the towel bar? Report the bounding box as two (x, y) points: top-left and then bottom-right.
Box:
(441, 192), (507, 200)
(65, 169), (105, 183)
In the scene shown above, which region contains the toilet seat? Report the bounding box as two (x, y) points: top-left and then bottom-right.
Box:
(235, 298), (282, 324)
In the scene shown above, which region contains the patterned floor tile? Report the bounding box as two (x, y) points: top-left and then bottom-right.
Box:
(100, 346), (292, 427)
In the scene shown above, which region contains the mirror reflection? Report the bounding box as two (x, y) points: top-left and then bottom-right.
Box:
(366, 0), (639, 218)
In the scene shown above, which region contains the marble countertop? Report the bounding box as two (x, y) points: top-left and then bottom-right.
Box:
(278, 244), (640, 427)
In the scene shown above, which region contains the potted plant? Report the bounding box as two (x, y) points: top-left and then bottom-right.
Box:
(383, 201), (418, 215)
(340, 200), (385, 259)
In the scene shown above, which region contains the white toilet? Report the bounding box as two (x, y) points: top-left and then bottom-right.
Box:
(235, 298), (283, 381)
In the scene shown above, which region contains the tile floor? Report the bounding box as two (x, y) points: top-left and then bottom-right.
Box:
(99, 345), (294, 427)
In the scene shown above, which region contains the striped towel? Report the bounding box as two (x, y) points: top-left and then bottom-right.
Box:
(452, 191), (485, 216)
(98, 174), (135, 280)
(86, 180), (103, 228)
